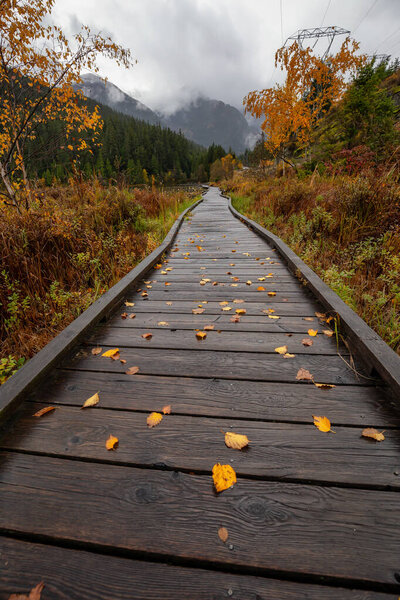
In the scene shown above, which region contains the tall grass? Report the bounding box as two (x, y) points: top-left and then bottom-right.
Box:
(225, 169), (400, 354)
(0, 180), (199, 381)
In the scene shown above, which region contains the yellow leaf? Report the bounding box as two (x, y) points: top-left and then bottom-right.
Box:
(204, 325), (214, 330)
(33, 406), (56, 417)
(158, 321), (169, 326)
(102, 348), (119, 357)
(91, 347), (102, 355)
(166, 301), (173, 306)
(197, 245), (204, 251)
(106, 435), (119, 450)
(308, 329), (318, 336)
(82, 392), (99, 409)
(233, 299), (244, 303)
(313, 415), (335, 433)
(162, 405), (171, 414)
(192, 308), (204, 314)
(212, 463), (237, 493)
(224, 431), (249, 450)
(196, 331), (207, 340)
(362, 428), (385, 442)
(275, 345), (288, 354)
(235, 308), (246, 315)
(268, 315), (280, 319)
(147, 412), (163, 428)
(67, 144), (73, 150)
(283, 353), (296, 358)
(314, 382), (335, 389)
(219, 301), (229, 306)
(258, 277), (265, 281)
(218, 526), (229, 543)
(268, 291), (276, 296)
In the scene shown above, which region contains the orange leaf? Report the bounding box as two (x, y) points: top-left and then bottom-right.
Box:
(82, 392), (99, 408)
(218, 526), (229, 543)
(315, 312), (326, 318)
(196, 331), (207, 340)
(8, 581), (44, 600)
(257, 286), (265, 291)
(33, 406), (56, 418)
(313, 415), (335, 433)
(362, 428), (385, 442)
(302, 338), (313, 346)
(219, 301), (229, 306)
(235, 308), (246, 315)
(204, 325), (215, 330)
(142, 333), (153, 340)
(283, 353), (296, 358)
(102, 348), (119, 357)
(91, 347), (102, 355)
(129, 313), (136, 319)
(162, 405), (171, 414)
(224, 431), (249, 450)
(212, 463), (237, 493)
(308, 329), (318, 336)
(147, 412), (163, 428)
(126, 366), (139, 375)
(106, 435), (119, 450)
(125, 301), (135, 306)
(121, 312), (128, 319)
(314, 382), (335, 389)
(268, 291), (276, 296)
(296, 368), (313, 381)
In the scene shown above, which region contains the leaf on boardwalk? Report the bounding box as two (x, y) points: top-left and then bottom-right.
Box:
(91, 347), (102, 355)
(204, 325), (215, 330)
(362, 428), (385, 442)
(268, 291), (276, 296)
(126, 366), (139, 375)
(162, 405), (171, 414)
(315, 312), (326, 318)
(8, 581), (44, 600)
(233, 299), (244, 303)
(275, 345), (288, 354)
(222, 306), (232, 311)
(296, 368), (313, 381)
(129, 313), (136, 319)
(125, 302), (135, 306)
(158, 321), (169, 326)
(147, 412), (163, 428)
(82, 392), (99, 408)
(224, 431), (249, 450)
(212, 463), (237, 493)
(323, 330), (334, 337)
(154, 264), (162, 269)
(258, 277), (265, 281)
(246, 280), (252, 285)
(33, 406), (56, 418)
(283, 353), (295, 358)
(196, 331), (207, 340)
(196, 245), (204, 251)
(257, 286), (265, 291)
(192, 308), (204, 314)
(236, 308), (246, 315)
(230, 315), (241, 322)
(166, 301), (173, 306)
(314, 382), (335, 389)
(268, 315), (280, 319)
(302, 338), (313, 346)
(106, 435), (119, 450)
(303, 317), (314, 321)
(219, 301), (229, 306)
(308, 329), (318, 336)
(164, 282), (171, 286)
(121, 312), (128, 319)
(102, 348), (119, 358)
(218, 526), (229, 543)
(313, 415), (335, 433)
(141, 333), (153, 340)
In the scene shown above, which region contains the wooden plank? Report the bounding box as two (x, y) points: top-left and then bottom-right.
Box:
(131, 291), (311, 303)
(88, 328), (347, 355)
(122, 301), (320, 316)
(65, 346), (372, 385)
(4, 403), (400, 488)
(140, 281), (303, 291)
(0, 452), (399, 586)
(29, 371), (396, 426)
(4, 538), (393, 600)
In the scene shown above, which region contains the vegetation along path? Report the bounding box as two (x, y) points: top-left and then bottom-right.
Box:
(1, 187), (400, 599)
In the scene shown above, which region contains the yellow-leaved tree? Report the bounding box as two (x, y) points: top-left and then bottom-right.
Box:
(244, 38), (366, 169)
(0, 0), (134, 211)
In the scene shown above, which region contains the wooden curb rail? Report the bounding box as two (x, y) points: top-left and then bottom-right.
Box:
(0, 195), (204, 423)
(227, 194), (400, 399)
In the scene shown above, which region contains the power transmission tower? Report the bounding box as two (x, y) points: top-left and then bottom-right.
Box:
(284, 26), (350, 61)
(367, 53), (391, 63)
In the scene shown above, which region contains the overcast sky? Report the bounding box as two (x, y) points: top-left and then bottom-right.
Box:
(52, 0), (400, 113)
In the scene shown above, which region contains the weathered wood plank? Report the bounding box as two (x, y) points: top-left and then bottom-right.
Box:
(122, 301), (320, 316)
(0, 452), (399, 586)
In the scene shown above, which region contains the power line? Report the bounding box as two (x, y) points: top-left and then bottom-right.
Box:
(320, 0), (331, 27)
(374, 25), (400, 52)
(280, 0), (284, 46)
(353, 0), (381, 34)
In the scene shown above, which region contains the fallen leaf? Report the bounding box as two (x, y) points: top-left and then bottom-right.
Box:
(154, 264), (162, 269)
(158, 321), (169, 326)
(204, 325), (215, 330)
(246, 280), (252, 285)
(218, 526), (229, 543)
(33, 406), (56, 418)
(9, 582), (45, 600)
(129, 313), (136, 319)
(212, 463), (237, 493)
(219, 301), (229, 306)
(91, 347), (102, 355)
(82, 392), (99, 408)
(121, 312), (128, 319)
(166, 301), (173, 306)
(302, 338), (313, 346)
(308, 329), (318, 337)
(120, 359), (127, 364)
(111, 352), (120, 361)
(142, 333), (153, 340)
(303, 317), (314, 321)
(315, 312), (326, 318)
(166, 267), (173, 271)
(224, 431), (249, 450)
(162, 405), (171, 414)
(323, 330), (334, 337)
(106, 435), (119, 450)
(268, 291), (276, 296)
(233, 299), (244, 304)
(196, 331), (207, 340)
(235, 308), (246, 315)
(268, 315), (280, 319)
(147, 412), (163, 428)
(102, 348), (119, 358)
(165, 282), (171, 287)
(275, 345), (288, 354)
(222, 306), (232, 311)
(362, 428), (385, 442)
(257, 286), (265, 291)
(197, 245), (204, 251)
(230, 315), (241, 322)
(141, 291), (148, 296)
(296, 368), (313, 381)
(126, 366), (139, 375)
(258, 277), (266, 281)
(192, 308), (204, 314)
(283, 353), (296, 358)
(313, 415), (335, 433)
(125, 301), (135, 306)
(314, 382), (335, 389)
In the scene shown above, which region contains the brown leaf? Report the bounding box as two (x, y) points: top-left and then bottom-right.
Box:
(106, 435), (119, 450)
(91, 347), (102, 355)
(192, 308), (205, 314)
(296, 368), (313, 381)
(218, 526), (229, 543)
(283, 353), (296, 358)
(224, 431), (249, 450)
(166, 301), (173, 306)
(196, 331), (207, 340)
(147, 412), (163, 428)
(230, 315), (241, 322)
(162, 405), (171, 414)
(302, 338), (313, 346)
(126, 366), (140, 375)
(120, 359), (127, 364)
(157, 321), (169, 326)
(362, 428), (385, 442)
(204, 325), (215, 330)
(121, 312), (128, 319)
(82, 392), (99, 408)
(142, 333), (153, 340)
(303, 317), (314, 321)
(33, 406), (56, 418)
(129, 313), (136, 319)
(111, 352), (120, 361)
(9, 582), (44, 600)
(323, 329), (334, 337)
(212, 463), (237, 493)
(233, 299), (244, 304)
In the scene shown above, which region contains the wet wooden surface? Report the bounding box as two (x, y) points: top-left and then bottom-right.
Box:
(1, 187), (399, 599)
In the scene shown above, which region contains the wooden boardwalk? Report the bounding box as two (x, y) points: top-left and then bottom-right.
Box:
(1, 187), (400, 599)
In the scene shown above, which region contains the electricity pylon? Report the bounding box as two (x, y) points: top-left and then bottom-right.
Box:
(284, 26), (351, 61)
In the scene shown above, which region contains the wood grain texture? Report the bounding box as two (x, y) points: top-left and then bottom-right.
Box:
(0, 452), (399, 586)
(4, 403), (399, 488)
(121, 300), (320, 316)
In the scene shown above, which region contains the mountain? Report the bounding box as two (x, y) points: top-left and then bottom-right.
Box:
(77, 75), (259, 153)
(76, 74), (161, 125)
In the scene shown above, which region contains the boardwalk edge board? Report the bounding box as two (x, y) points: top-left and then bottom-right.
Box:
(226, 192), (400, 398)
(0, 195), (204, 423)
